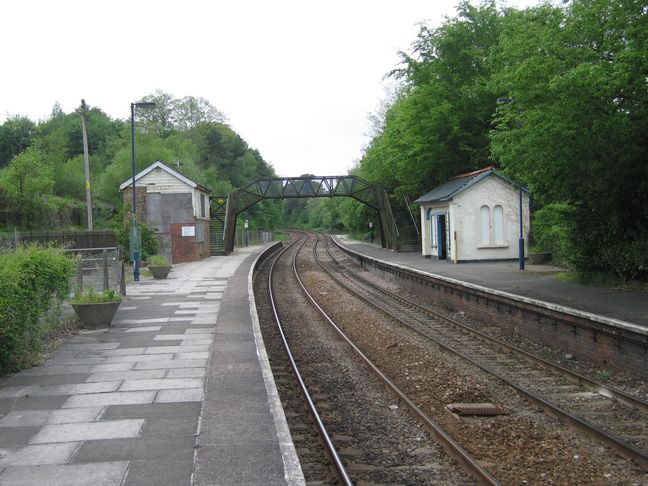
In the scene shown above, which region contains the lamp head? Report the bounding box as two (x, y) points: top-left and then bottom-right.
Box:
(133, 102), (157, 109)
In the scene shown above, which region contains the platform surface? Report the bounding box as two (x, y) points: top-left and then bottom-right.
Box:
(0, 246), (304, 486)
(335, 236), (648, 328)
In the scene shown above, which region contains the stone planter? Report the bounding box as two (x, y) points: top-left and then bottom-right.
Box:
(71, 301), (121, 329)
(528, 252), (551, 265)
(149, 265), (172, 279)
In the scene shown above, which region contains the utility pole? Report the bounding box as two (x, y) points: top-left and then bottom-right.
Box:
(81, 100), (94, 231)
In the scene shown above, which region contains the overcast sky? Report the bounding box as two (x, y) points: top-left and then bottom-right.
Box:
(1, 0), (539, 177)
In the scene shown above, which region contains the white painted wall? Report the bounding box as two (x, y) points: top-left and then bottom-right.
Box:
(419, 175), (529, 262)
(140, 169), (192, 194)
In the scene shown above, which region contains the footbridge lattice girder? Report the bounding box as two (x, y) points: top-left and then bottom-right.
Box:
(210, 176), (398, 254)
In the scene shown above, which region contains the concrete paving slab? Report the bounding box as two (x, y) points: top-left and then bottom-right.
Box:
(29, 419), (144, 443)
(165, 368), (206, 378)
(153, 334), (192, 340)
(57, 343), (120, 351)
(155, 389), (203, 403)
(144, 345), (210, 354)
(45, 357), (107, 366)
(119, 378), (203, 391)
(1, 373), (91, 386)
(62, 391), (156, 408)
(133, 359), (207, 370)
(0, 442), (79, 466)
(0, 382), (119, 399)
(0, 426), (41, 446)
(18, 365), (95, 376)
(175, 352), (210, 360)
(101, 347), (146, 356)
(100, 402), (202, 420)
(185, 328), (216, 334)
(140, 416), (198, 437)
(71, 436), (196, 462)
(90, 363), (134, 372)
(0, 410), (49, 427)
(47, 407), (104, 424)
(0, 408), (100, 427)
(0, 461), (129, 486)
(85, 370), (166, 382)
(103, 354), (174, 363)
(180, 338), (212, 345)
(161, 302), (203, 306)
(0, 396), (69, 413)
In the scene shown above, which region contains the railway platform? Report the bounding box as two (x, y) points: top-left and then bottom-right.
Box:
(0, 245), (304, 486)
(335, 236), (648, 328)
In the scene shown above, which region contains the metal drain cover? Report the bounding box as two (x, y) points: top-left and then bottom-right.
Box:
(447, 403), (508, 416)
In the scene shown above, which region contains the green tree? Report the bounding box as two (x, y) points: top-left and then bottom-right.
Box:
(359, 1), (502, 197)
(490, 0), (648, 278)
(0, 116), (37, 168)
(0, 147), (54, 227)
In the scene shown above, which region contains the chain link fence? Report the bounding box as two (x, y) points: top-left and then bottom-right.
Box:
(66, 247), (125, 296)
(234, 230), (274, 248)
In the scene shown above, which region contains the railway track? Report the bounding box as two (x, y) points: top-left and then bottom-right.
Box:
(313, 231), (648, 471)
(256, 232), (490, 485)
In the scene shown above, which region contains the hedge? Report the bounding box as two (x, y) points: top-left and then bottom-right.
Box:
(0, 244), (74, 373)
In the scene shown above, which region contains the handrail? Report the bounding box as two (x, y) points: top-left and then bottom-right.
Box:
(403, 195), (420, 236)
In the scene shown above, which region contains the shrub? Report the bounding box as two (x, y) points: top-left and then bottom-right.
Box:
(531, 203), (574, 265)
(71, 288), (121, 304)
(0, 244), (75, 373)
(111, 204), (158, 263)
(147, 254), (170, 267)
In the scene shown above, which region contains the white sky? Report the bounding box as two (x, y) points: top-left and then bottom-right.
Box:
(0, 0), (539, 177)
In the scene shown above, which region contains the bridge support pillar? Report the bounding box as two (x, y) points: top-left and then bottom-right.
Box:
(375, 188), (396, 250)
(223, 193), (239, 254)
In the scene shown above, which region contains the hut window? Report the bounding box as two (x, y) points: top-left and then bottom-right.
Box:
(493, 205), (504, 243)
(480, 205), (491, 245)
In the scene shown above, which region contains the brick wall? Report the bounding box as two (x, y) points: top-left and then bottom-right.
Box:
(346, 252), (648, 379)
(121, 187), (147, 221)
(170, 223), (198, 264)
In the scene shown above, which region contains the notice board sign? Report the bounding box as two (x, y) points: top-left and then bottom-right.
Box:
(181, 226), (195, 237)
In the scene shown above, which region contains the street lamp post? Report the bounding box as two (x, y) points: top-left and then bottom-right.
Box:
(130, 101), (156, 282)
(496, 96), (525, 271)
(518, 185), (525, 270)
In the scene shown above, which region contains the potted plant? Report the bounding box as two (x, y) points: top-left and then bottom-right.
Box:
(70, 288), (122, 329)
(147, 254), (172, 279)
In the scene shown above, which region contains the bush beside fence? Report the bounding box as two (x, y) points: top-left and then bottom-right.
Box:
(0, 244), (75, 373)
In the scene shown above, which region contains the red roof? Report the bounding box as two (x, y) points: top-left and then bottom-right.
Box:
(449, 166), (495, 180)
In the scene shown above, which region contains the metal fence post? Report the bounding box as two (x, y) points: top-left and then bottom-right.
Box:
(76, 259), (83, 292)
(102, 250), (109, 290)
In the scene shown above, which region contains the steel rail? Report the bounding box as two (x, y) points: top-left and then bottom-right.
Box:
(267, 234), (353, 486)
(325, 234), (648, 413)
(295, 233), (501, 486)
(317, 232), (648, 470)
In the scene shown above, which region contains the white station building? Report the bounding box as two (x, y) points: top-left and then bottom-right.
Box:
(414, 166), (530, 263)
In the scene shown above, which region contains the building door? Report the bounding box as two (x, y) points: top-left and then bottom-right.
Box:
(437, 214), (447, 260)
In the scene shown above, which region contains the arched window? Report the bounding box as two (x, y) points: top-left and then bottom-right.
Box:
(493, 205), (504, 243)
(480, 205), (490, 245)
